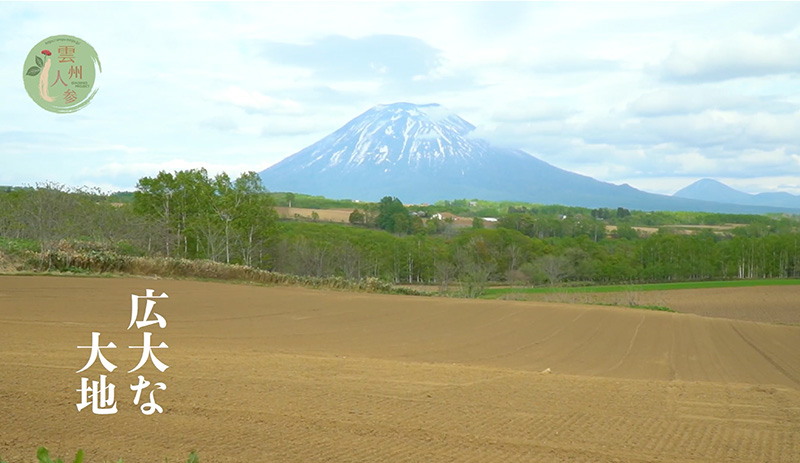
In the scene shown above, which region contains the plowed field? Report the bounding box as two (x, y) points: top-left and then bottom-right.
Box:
(1, 276), (798, 462)
(522, 285), (800, 325)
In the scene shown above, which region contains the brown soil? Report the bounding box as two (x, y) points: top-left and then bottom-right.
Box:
(275, 207), (354, 223)
(1, 276), (798, 462)
(273, 207), (495, 229)
(605, 224), (744, 237)
(529, 285), (800, 325)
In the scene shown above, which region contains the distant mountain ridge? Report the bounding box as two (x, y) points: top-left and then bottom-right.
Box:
(674, 179), (800, 209)
(259, 103), (800, 214)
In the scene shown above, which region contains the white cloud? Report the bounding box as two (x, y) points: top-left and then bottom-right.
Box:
(214, 86), (302, 114)
(729, 176), (800, 195)
(491, 102), (578, 123)
(327, 80), (383, 94)
(63, 144), (148, 155)
(418, 105), (457, 123)
(82, 160), (272, 182)
(626, 88), (757, 117)
(660, 34), (800, 82)
(2, 2), (800, 198)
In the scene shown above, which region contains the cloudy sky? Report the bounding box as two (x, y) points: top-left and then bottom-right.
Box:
(2, 1), (800, 196)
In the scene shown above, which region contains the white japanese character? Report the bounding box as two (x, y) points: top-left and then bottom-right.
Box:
(129, 289), (168, 330)
(128, 332), (169, 373)
(76, 332), (117, 373)
(130, 375), (166, 415)
(76, 375), (118, 415)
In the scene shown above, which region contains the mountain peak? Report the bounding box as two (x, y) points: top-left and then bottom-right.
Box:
(674, 179), (749, 201)
(265, 102), (482, 175)
(690, 178), (730, 187)
(674, 178), (800, 208)
(373, 102), (441, 111)
(365, 102), (469, 129)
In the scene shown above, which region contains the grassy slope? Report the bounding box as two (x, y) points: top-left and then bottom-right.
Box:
(483, 278), (800, 298)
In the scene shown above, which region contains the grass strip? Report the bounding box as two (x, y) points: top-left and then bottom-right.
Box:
(483, 278), (800, 298)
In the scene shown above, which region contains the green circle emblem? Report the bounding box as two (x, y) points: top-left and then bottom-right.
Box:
(23, 35), (101, 113)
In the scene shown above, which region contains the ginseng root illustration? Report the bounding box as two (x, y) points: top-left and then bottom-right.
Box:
(38, 55), (54, 102)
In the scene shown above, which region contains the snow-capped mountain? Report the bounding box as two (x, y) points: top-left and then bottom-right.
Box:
(262, 102), (505, 178)
(259, 103), (800, 213)
(260, 102), (580, 204)
(294, 102), (481, 172)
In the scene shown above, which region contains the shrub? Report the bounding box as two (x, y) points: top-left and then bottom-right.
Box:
(36, 447), (83, 463)
(25, 241), (425, 297)
(0, 448), (200, 463)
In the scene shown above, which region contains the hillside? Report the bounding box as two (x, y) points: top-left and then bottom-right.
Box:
(675, 178), (800, 209)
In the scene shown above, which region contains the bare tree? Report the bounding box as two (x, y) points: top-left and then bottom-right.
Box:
(434, 258), (456, 293)
(507, 242), (524, 271)
(536, 255), (571, 285)
(337, 241), (364, 280)
(454, 239), (496, 298)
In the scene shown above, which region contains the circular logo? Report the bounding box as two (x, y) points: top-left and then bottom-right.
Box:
(22, 35), (101, 113)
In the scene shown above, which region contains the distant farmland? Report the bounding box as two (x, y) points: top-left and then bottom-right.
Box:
(275, 206), (483, 227)
(275, 206), (353, 223)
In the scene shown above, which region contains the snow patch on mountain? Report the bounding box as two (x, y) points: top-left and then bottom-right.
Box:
(281, 102), (484, 173)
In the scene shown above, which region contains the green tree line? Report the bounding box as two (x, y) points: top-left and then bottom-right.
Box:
(133, 169), (277, 266)
(1, 171), (799, 295)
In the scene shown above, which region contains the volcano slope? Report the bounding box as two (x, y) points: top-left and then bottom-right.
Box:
(1, 275), (798, 462)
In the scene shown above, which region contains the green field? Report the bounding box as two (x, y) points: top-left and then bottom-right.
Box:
(482, 278), (800, 298)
